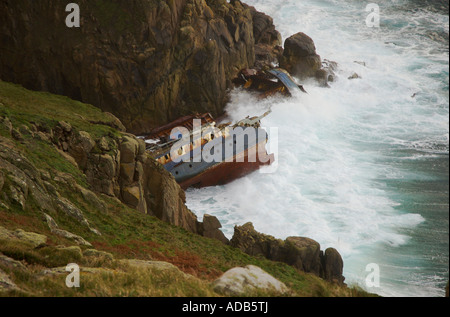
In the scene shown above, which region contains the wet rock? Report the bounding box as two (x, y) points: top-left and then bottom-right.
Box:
(68, 131), (96, 170)
(280, 32), (322, 80)
(11, 128), (23, 141)
(348, 72), (361, 80)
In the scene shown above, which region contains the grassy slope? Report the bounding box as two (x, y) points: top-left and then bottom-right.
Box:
(0, 80), (373, 297)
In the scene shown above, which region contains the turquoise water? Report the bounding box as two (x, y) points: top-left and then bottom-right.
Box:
(186, 0), (449, 296)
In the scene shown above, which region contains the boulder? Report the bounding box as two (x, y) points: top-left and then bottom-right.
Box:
(280, 32), (322, 80)
(212, 265), (289, 296)
(322, 248), (345, 285)
(0, 226), (47, 248)
(201, 214), (229, 244)
(285, 236), (322, 275)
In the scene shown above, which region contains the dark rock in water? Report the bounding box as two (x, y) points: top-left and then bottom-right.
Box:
(230, 222), (346, 284)
(280, 32), (336, 87)
(280, 32), (322, 80)
(348, 72), (361, 80)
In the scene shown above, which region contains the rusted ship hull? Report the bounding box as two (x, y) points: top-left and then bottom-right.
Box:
(179, 143), (275, 189)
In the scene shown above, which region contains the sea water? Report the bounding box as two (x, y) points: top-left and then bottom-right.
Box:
(186, 0), (449, 297)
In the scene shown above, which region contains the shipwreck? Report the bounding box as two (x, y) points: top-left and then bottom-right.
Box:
(143, 68), (303, 189)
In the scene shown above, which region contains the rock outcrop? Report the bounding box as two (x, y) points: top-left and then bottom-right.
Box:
(280, 32), (335, 86)
(0, 0), (258, 134)
(230, 222), (345, 285)
(212, 265), (288, 296)
(0, 226), (47, 248)
(1, 113), (228, 244)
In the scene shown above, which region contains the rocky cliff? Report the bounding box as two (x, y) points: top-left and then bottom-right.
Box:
(0, 80), (227, 244)
(230, 222), (345, 285)
(0, 0), (273, 134)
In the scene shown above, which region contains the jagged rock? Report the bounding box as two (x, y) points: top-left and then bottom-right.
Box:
(98, 137), (110, 152)
(55, 197), (100, 235)
(280, 32), (322, 80)
(68, 131), (96, 170)
(322, 247), (345, 285)
(245, 4), (283, 69)
(212, 265), (289, 296)
(122, 186), (142, 209)
(201, 214), (229, 245)
(18, 125), (33, 137)
(43, 213), (92, 246)
(142, 157), (199, 234)
(0, 139), (55, 212)
(85, 153), (117, 196)
(58, 121), (72, 134)
(95, 112), (126, 132)
(0, 0), (257, 134)
(11, 128), (23, 141)
(230, 222), (345, 284)
(54, 245), (83, 260)
(120, 163), (136, 184)
(120, 136), (139, 164)
(75, 184), (105, 212)
(348, 72), (361, 80)
(0, 226), (47, 248)
(230, 222), (284, 258)
(0, 253), (27, 270)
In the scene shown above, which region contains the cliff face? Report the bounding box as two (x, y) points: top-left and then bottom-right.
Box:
(0, 0), (257, 134)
